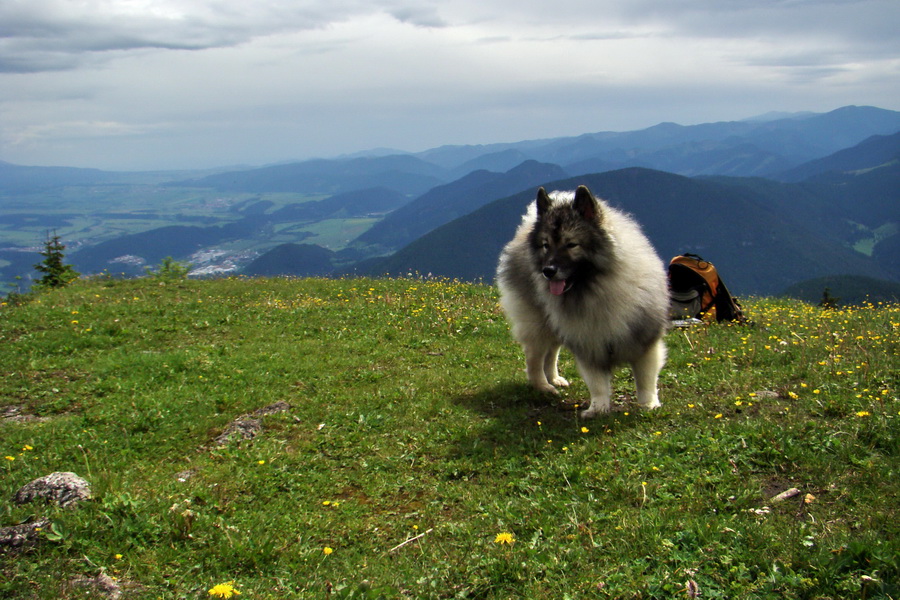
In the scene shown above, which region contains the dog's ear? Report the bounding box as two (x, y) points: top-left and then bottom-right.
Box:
(573, 185), (600, 223)
(536, 187), (552, 217)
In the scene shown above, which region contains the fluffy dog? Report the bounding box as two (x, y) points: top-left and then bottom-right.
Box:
(496, 185), (668, 417)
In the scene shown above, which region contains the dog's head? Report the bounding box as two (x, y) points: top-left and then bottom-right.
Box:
(530, 185), (610, 296)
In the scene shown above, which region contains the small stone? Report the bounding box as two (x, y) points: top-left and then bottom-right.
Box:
(14, 472), (92, 508)
(770, 487), (801, 503)
(70, 573), (122, 600)
(174, 469), (198, 482)
(213, 401), (291, 447)
(214, 417), (262, 446)
(0, 518), (51, 551)
(252, 400), (291, 417)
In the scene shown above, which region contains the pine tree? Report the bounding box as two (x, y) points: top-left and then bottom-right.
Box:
(819, 287), (839, 310)
(33, 231), (80, 289)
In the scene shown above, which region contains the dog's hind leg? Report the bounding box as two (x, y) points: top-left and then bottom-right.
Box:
(632, 338), (665, 410)
(576, 361), (613, 418)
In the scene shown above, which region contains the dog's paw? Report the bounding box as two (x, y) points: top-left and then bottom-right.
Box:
(579, 403), (610, 419)
(536, 383), (560, 395)
(638, 395), (661, 410)
(549, 376), (570, 388)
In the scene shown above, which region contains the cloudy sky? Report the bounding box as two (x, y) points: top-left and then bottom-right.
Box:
(2, 0), (899, 171)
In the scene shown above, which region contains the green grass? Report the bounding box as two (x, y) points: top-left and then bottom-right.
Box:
(851, 222), (898, 257)
(1, 277), (898, 599)
(282, 217), (382, 250)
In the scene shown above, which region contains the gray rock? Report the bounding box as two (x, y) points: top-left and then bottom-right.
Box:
(0, 518), (51, 551)
(14, 472), (92, 508)
(213, 401), (291, 447)
(70, 573), (122, 600)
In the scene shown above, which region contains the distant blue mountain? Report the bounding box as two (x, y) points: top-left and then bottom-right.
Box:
(3, 105), (899, 296)
(774, 131), (900, 182)
(414, 105), (900, 177)
(351, 160), (568, 254)
(170, 155), (447, 197)
(349, 166), (894, 295)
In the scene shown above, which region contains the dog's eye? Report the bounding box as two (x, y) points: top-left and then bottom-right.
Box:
(566, 242), (579, 249)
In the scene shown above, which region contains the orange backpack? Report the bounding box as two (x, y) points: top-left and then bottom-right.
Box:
(668, 254), (746, 323)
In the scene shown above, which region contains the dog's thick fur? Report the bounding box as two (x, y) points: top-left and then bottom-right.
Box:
(496, 185), (669, 418)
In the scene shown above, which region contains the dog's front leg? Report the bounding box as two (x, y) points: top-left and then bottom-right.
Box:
(576, 360), (612, 418)
(542, 345), (569, 389)
(524, 343), (562, 394)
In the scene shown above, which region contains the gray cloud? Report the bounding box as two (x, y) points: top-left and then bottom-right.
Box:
(0, 0), (454, 73)
(1, 0), (898, 169)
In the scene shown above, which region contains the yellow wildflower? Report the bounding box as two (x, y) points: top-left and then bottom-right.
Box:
(494, 532), (514, 545)
(208, 582), (240, 598)
(323, 546), (334, 555)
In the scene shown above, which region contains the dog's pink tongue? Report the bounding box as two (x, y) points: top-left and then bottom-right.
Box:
(549, 279), (567, 296)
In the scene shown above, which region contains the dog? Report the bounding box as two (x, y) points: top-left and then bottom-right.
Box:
(496, 185), (669, 418)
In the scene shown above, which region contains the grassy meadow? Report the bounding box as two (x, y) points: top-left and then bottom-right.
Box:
(0, 275), (897, 599)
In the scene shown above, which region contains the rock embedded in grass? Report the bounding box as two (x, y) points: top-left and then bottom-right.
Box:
(0, 518), (52, 551)
(13, 472), (92, 508)
(212, 400), (292, 447)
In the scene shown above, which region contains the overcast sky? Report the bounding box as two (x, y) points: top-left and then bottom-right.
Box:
(1, 0), (899, 171)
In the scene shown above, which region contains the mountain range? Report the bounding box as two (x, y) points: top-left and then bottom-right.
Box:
(1, 105), (898, 301)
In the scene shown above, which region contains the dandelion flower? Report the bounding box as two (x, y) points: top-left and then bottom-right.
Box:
(208, 582), (240, 598)
(581, 426), (589, 433)
(4, 456), (14, 461)
(714, 413), (723, 419)
(494, 532), (514, 545)
(323, 546), (334, 555)
(856, 411), (871, 417)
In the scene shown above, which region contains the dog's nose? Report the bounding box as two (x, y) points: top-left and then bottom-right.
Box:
(542, 266), (558, 279)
